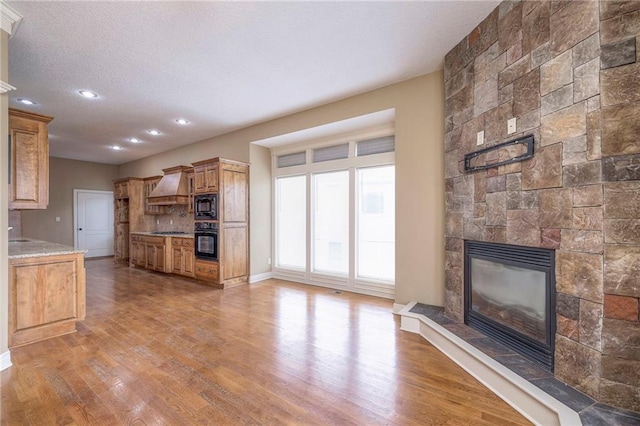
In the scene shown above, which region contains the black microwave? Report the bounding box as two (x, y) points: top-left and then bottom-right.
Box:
(194, 193), (218, 220)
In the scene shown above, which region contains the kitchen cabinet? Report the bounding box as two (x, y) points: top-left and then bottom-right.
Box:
(195, 259), (219, 283)
(8, 251), (86, 348)
(143, 176), (169, 215)
(113, 177), (144, 263)
(191, 158), (249, 288)
(115, 223), (130, 260)
(146, 237), (169, 272)
(172, 237), (195, 277)
(130, 234), (171, 273)
(8, 108), (53, 210)
(130, 234), (146, 267)
(192, 161), (218, 194)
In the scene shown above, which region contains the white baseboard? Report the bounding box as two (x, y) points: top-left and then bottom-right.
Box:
(392, 303), (406, 314)
(398, 302), (580, 426)
(249, 271), (273, 283)
(0, 350), (12, 371)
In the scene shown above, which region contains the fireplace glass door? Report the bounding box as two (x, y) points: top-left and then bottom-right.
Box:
(470, 258), (546, 343)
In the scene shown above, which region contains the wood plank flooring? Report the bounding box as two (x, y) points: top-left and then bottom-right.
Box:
(1, 258), (531, 425)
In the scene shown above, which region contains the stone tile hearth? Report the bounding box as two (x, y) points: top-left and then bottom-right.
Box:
(408, 303), (640, 425)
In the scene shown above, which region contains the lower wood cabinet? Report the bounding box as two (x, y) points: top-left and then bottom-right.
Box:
(9, 252), (86, 348)
(172, 237), (195, 277)
(195, 259), (219, 284)
(131, 234), (192, 277)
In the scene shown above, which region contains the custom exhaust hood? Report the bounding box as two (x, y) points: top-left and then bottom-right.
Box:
(147, 165), (191, 205)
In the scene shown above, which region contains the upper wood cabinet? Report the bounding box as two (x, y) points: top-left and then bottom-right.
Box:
(9, 108), (53, 210)
(192, 162), (218, 194)
(143, 176), (169, 215)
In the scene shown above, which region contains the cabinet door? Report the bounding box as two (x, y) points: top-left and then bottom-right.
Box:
(146, 244), (156, 269)
(9, 115), (48, 209)
(221, 226), (248, 280)
(222, 166), (248, 223)
(172, 246), (182, 274)
(183, 246), (195, 277)
(204, 165), (219, 192)
(194, 168), (206, 193)
(116, 223), (129, 260)
(155, 244), (166, 272)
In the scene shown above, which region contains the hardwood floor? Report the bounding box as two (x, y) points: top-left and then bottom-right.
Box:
(1, 259), (530, 425)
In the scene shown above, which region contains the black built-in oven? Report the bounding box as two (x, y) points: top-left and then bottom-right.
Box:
(194, 193), (218, 221)
(194, 222), (218, 261)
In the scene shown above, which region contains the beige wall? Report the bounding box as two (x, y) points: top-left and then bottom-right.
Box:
(1, 30), (9, 356)
(22, 157), (118, 246)
(249, 144), (272, 277)
(119, 72), (445, 305)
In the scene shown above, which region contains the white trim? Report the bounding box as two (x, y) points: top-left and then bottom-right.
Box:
(0, 80), (16, 94)
(392, 303), (406, 314)
(0, 350), (11, 371)
(0, 1), (23, 36)
(273, 271), (394, 300)
(399, 302), (581, 426)
(249, 271), (273, 283)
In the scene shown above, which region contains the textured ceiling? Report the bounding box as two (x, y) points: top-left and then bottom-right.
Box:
(7, 1), (499, 165)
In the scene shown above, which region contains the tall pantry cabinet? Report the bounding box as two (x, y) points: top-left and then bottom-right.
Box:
(192, 158), (249, 288)
(113, 178), (144, 263)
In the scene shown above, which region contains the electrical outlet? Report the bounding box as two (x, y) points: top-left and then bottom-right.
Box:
(267, 257), (272, 265)
(55, 217), (61, 222)
(156, 219), (159, 225)
(170, 219), (173, 225)
(507, 117), (517, 135)
(476, 130), (484, 146)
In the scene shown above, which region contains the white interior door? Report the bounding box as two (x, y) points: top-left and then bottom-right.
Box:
(75, 189), (114, 258)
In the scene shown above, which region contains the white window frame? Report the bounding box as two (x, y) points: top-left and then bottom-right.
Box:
(272, 125), (395, 299)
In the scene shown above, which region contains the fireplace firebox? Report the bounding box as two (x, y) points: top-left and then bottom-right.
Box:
(464, 241), (556, 371)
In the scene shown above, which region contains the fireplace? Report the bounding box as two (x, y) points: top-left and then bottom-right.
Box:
(464, 241), (556, 371)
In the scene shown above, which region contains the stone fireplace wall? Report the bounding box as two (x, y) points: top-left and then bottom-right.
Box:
(443, 0), (640, 412)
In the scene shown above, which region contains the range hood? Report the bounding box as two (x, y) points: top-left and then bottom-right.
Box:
(147, 165), (191, 205)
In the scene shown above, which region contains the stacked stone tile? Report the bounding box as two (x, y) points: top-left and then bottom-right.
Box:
(443, 0), (640, 412)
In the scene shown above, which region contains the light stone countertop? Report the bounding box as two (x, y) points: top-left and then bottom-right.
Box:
(8, 238), (87, 259)
(130, 232), (194, 238)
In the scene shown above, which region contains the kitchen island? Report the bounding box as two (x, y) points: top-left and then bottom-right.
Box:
(8, 238), (86, 348)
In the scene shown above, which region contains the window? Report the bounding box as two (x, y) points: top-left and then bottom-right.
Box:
(273, 132), (395, 297)
(275, 175), (306, 268)
(313, 171), (349, 274)
(357, 166), (395, 281)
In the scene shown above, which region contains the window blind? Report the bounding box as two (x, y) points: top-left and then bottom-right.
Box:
(312, 143), (349, 163)
(277, 151), (306, 168)
(356, 136), (395, 157)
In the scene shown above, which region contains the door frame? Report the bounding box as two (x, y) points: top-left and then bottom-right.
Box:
(73, 189), (114, 252)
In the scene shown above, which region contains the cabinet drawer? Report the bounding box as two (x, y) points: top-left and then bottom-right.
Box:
(195, 260), (219, 282)
(144, 236), (165, 245)
(172, 237), (193, 247)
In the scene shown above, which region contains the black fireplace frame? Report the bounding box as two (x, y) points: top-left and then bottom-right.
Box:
(464, 240), (556, 371)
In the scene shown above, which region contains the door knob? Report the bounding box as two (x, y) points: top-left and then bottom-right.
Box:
(78, 228), (83, 231)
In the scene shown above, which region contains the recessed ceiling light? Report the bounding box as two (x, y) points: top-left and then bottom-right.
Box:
(147, 130), (161, 136)
(17, 98), (36, 105)
(110, 145), (122, 151)
(78, 90), (98, 98)
(175, 119), (189, 125)
(129, 137), (141, 143)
